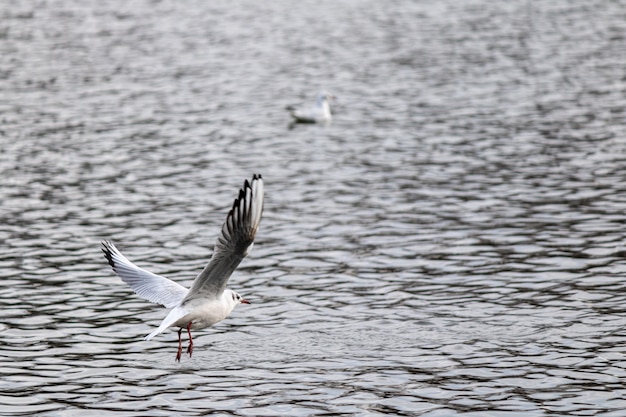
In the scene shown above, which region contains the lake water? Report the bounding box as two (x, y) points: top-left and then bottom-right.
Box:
(2, 1), (626, 416)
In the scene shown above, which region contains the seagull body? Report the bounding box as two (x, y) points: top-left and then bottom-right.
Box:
(287, 91), (333, 123)
(102, 174), (264, 361)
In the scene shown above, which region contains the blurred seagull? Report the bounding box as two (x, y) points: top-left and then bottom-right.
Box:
(102, 174), (264, 362)
(287, 91), (334, 123)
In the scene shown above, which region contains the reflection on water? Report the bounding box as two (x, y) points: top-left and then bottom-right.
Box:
(2, 0), (626, 415)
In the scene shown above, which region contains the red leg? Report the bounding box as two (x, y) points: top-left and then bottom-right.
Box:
(186, 321), (194, 357)
(175, 328), (183, 362)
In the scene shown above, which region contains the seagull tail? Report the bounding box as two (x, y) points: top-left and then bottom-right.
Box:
(145, 306), (190, 341)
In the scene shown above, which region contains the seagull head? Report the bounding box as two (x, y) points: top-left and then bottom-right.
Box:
(317, 91), (335, 103)
(224, 289), (250, 308)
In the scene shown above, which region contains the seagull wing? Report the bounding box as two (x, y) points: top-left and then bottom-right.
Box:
(291, 108), (317, 122)
(102, 241), (188, 308)
(182, 174), (264, 303)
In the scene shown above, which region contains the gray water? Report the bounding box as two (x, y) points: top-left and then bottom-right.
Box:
(2, 1), (626, 416)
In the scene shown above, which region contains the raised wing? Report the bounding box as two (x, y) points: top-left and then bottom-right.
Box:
(182, 174), (264, 303)
(102, 241), (188, 308)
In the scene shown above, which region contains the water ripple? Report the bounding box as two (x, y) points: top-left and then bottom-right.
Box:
(2, 0), (626, 416)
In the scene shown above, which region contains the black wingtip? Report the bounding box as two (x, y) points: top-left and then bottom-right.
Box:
(232, 188), (246, 212)
(231, 175), (259, 211)
(101, 241), (116, 269)
(226, 175), (262, 233)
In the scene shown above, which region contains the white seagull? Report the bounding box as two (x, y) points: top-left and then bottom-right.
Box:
(287, 91), (334, 123)
(102, 174), (264, 361)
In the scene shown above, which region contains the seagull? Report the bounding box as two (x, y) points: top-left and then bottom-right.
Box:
(287, 91), (334, 123)
(101, 174), (264, 361)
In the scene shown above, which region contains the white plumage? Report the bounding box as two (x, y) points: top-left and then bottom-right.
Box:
(102, 174), (264, 361)
(287, 91), (334, 123)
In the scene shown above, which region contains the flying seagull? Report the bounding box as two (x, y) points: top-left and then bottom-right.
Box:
(102, 174), (264, 361)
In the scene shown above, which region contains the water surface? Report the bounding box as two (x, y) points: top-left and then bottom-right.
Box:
(2, 1), (626, 416)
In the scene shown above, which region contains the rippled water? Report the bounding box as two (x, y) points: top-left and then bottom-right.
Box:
(2, 0), (626, 415)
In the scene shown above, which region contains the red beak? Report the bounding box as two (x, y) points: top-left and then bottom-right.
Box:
(241, 299), (250, 304)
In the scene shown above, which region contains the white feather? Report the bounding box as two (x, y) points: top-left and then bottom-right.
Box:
(102, 241), (188, 309)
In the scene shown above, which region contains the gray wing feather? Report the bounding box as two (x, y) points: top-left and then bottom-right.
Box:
(183, 174), (264, 302)
(102, 241), (188, 308)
